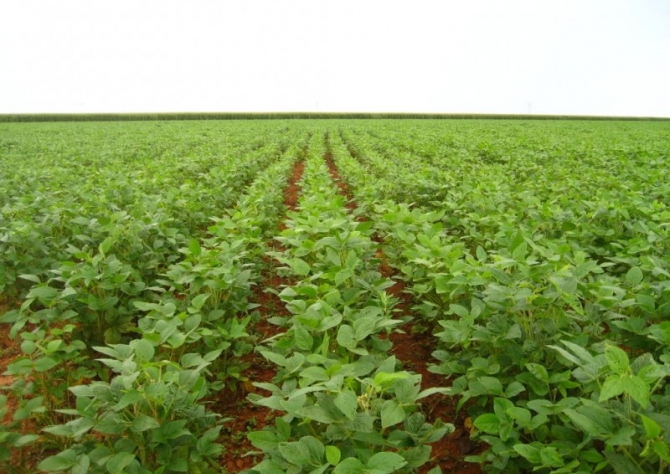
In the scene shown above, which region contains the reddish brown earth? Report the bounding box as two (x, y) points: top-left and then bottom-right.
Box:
(391, 328), (483, 474)
(324, 152), (358, 213)
(282, 159), (305, 215)
(0, 299), (46, 472)
(217, 157), (305, 472)
(324, 152), (483, 474)
(0, 317), (19, 426)
(212, 351), (277, 472)
(1, 298), (20, 425)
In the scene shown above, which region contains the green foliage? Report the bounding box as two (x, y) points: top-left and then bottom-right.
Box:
(329, 120), (670, 473)
(2, 119), (670, 473)
(245, 134), (452, 473)
(37, 338), (225, 474)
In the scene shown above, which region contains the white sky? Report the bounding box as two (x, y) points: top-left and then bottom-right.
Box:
(1, 0), (669, 116)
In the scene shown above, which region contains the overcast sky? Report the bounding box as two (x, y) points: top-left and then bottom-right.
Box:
(1, 0), (669, 116)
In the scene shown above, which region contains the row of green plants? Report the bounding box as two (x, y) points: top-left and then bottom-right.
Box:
(244, 133), (453, 474)
(329, 127), (670, 473)
(3, 119), (670, 473)
(339, 121), (670, 266)
(0, 121), (300, 300)
(0, 132), (309, 473)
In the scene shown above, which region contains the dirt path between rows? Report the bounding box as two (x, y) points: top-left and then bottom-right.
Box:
(323, 146), (483, 474)
(217, 155), (306, 472)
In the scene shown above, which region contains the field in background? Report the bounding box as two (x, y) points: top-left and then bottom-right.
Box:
(2, 113), (668, 122)
(1, 119), (669, 474)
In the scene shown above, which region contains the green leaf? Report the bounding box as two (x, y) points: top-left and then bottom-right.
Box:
(548, 344), (581, 366)
(333, 457), (365, 474)
(300, 366), (328, 383)
(449, 304), (469, 318)
(626, 266), (643, 286)
(476, 246), (487, 262)
(131, 338), (155, 362)
(626, 375), (650, 408)
(130, 415), (160, 433)
(190, 293), (209, 310)
(38, 450), (78, 471)
(561, 340), (595, 364)
(294, 324), (314, 351)
(300, 436), (325, 463)
(505, 381), (526, 398)
(508, 407), (532, 426)
(296, 405), (336, 424)
(20, 340), (36, 354)
(260, 350), (287, 366)
(326, 446), (341, 466)
(188, 239), (201, 257)
(27, 286), (59, 302)
(373, 371), (409, 387)
(248, 431), (278, 451)
(337, 324), (356, 349)
(367, 452), (408, 472)
(607, 426), (636, 447)
(41, 424), (72, 437)
(14, 434), (39, 447)
(599, 374), (626, 402)
(19, 274), (41, 283)
(99, 237), (113, 255)
(34, 357), (59, 372)
(526, 363), (549, 382)
(381, 400), (406, 428)
(473, 413), (500, 434)
(106, 451), (136, 474)
(278, 441), (311, 466)
(540, 447), (564, 468)
(276, 417), (291, 442)
(564, 409), (608, 437)
(334, 390), (358, 421)
(472, 376), (503, 396)
(402, 446), (432, 469)
(513, 444), (541, 464)
(509, 229), (525, 253)
(580, 449), (604, 463)
(605, 344), (630, 375)
(354, 316), (377, 340)
(416, 387), (452, 400)
(290, 258), (311, 276)
(641, 414), (662, 439)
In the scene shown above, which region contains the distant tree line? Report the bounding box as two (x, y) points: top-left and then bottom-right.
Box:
(0, 112), (667, 122)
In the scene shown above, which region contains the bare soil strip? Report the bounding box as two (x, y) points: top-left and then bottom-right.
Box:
(217, 156), (306, 472)
(323, 149), (483, 474)
(0, 315), (19, 427)
(1, 299), (45, 472)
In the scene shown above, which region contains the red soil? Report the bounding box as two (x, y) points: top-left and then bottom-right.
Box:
(324, 152), (358, 213)
(218, 158), (305, 472)
(0, 318), (19, 426)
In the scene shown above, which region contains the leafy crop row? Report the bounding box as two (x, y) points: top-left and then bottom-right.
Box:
(2, 119), (670, 473)
(245, 132), (452, 474)
(329, 122), (670, 473)
(1, 122), (307, 473)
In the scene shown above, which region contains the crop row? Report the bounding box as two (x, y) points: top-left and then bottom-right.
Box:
(0, 126), (308, 473)
(329, 126), (670, 473)
(0, 121), (300, 299)
(2, 119), (670, 474)
(245, 132), (451, 474)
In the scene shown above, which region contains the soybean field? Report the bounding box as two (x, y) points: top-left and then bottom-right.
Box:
(1, 119), (670, 474)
